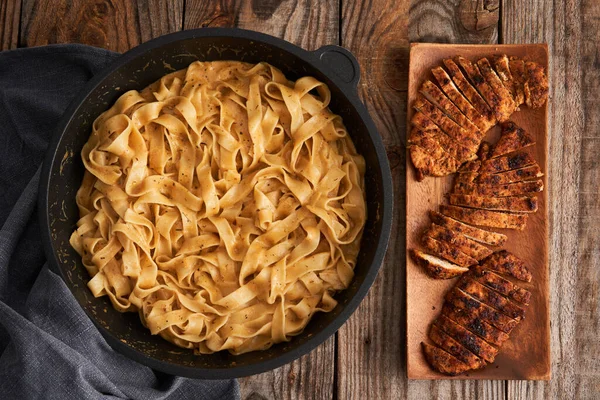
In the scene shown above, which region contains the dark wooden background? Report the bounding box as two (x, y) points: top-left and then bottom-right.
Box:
(1, 0), (597, 398)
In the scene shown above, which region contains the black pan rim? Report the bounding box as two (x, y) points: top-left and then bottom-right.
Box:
(38, 27), (394, 379)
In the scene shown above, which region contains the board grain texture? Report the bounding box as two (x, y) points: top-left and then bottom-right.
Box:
(1, 0), (598, 398)
(406, 43), (550, 380)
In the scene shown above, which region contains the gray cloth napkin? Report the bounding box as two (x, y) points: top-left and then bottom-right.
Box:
(0, 44), (240, 400)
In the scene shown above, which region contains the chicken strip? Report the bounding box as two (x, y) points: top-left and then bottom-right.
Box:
(451, 179), (544, 197)
(442, 303), (510, 347)
(409, 124), (474, 163)
(410, 145), (461, 181)
(454, 172), (479, 187)
(445, 287), (519, 334)
(524, 61), (549, 108)
(469, 266), (532, 305)
(421, 236), (479, 267)
(420, 80), (482, 138)
(476, 164), (543, 185)
(479, 250), (532, 282)
(429, 210), (507, 246)
(429, 324), (486, 370)
(456, 278), (527, 320)
(434, 314), (499, 363)
(481, 151), (536, 173)
(439, 205), (528, 230)
(490, 121), (535, 159)
(422, 342), (472, 376)
(455, 56), (511, 122)
(424, 223), (493, 260)
(493, 54), (512, 82)
(448, 194), (538, 213)
(443, 59), (497, 125)
(432, 66), (495, 133)
(508, 58), (526, 106)
(476, 57), (517, 114)
(413, 96), (480, 152)
(410, 249), (469, 279)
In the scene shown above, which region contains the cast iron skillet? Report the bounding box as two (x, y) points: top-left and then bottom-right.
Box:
(39, 28), (393, 379)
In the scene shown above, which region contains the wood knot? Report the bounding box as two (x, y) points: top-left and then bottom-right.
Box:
(201, 13), (236, 28)
(459, 0), (499, 32)
(386, 145), (405, 171)
(252, 0), (284, 20)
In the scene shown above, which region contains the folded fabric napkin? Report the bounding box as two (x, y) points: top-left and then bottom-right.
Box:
(0, 44), (239, 400)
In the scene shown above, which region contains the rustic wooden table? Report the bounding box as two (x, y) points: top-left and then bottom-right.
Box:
(2, 0), (597, 398)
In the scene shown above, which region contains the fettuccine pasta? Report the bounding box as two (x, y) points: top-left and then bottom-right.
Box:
(70, 61), (366, 354)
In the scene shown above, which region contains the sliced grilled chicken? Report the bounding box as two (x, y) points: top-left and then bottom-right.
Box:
(410, 145), (461, 181)
(490, 121), (535, 158)
(476, 57), (517, 114)
(448, 194), (538, 213)
(456, 278), (526, 320)
(409, 128), (459, 163)
(431, 66), (495, 132)
(422, 342), (472, 376)
(492, 54), (512, 82)
(413, 96), (480, 152)
(454, 172), (479, 187)
(421, 236), (479, 267)
(455, 56), (511, 122)
(424, 223), (493, 260)
(476, 164), (543, 185)
(445, 287), (519, 333)
(439, 205), (528, 230)
(429, 210), (507, 246)
(524, 61), (549, 108)
(442, 303), (510, 346)
(481, 151), (536, 173)
(409, 124), (474, 163)
(410, 249), (470, 279)
(434, 315), (499, 363)
(458, 160), (481, 173)
(508, 57), (526, 106)
(420, 80), (483, 138)
(479, 250), (532, 282)
(443, 59), (497, 126)
(451, 179), (544, 197)
(429, 324), (486, 370)
(470, 266), (532, 305)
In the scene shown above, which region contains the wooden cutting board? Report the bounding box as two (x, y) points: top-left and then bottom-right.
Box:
(405, 43), (550, 380)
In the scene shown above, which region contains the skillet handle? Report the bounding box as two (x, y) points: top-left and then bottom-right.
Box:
(312, 45), (361, 91)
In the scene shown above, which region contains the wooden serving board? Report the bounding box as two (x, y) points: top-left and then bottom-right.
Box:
(406, 43), (550, 380)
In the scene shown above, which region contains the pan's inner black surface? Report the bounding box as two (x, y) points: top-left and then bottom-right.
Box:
(45, 34), (388, 374)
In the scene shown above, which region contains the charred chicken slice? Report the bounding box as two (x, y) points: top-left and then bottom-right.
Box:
(476, 164), (543, 185)
(424, 223), (493, 260)
(409, 145), (461, 181)
(410, 249), (470, 279)
(479, 250), (532, 282)
(421, 236), (479, 267)
(429, 211), (508, 246)
(451, 179), (544, 197)
(409, 124), (474, 163)
(448, 194), (538, 213)
(476, 57), (517, 114)
(524, 61), (549, 108)
(458, 160), (481, 173)
(439, 205), (528, 230)
(508, 58), (526, 106)
(422, 342), (472, 376)
(481, 151), (536, 173)
(490, 121), (535, 158)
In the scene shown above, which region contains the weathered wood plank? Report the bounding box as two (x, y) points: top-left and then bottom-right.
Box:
(20, 0), (183, 51)
(503, 0), (600, 399)
(409, 0), (498, 44)
(184, 1), (339, 398)
(184, 0), (338, 51)
(0, 0), (20, 50)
